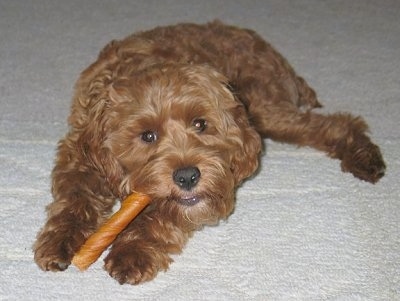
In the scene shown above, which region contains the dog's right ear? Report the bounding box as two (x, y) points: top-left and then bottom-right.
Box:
(67, 47), (127, 196)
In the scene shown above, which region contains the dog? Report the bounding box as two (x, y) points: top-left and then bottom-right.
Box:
(34, 21), (385, 284)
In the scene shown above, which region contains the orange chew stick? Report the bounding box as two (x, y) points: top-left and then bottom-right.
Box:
(72, 192), (150, 271)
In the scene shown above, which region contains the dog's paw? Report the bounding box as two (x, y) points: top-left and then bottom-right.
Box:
(34, 253), (70, 272)
(33, 229), (85, 272)
(34, 235), (72, 271)
(341, 139), (386, 183)
(104, 245), (171, 285)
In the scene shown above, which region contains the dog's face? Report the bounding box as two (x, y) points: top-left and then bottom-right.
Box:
(80, 64), (261, 227)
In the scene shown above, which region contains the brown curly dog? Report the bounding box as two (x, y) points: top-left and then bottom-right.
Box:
(34, 21), (385, 284)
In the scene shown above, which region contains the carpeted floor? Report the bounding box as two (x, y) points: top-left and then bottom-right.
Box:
(0, 1), (399, 300)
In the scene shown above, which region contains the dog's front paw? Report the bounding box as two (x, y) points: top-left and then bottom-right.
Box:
(34, 233), (72, 272)
(104, 244), (171, 285)
(341, 138), (386, 183)
(33, 229), (86, 272)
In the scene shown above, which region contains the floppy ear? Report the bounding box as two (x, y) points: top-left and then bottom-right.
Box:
(228, 103), (262, 184)
(76, 131), (126, 196)
(68, 54), (126, 197)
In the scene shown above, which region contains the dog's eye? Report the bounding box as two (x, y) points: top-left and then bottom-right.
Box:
(141, 130), (158, 143)
(193, 118), (207, 133)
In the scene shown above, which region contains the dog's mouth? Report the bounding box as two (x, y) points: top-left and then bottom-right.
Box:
(175, 195), (201, 206)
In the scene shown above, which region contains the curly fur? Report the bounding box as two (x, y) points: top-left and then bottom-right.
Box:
(34, 21), (385, 284)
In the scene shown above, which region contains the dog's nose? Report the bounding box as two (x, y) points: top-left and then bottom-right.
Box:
(173, 166), (201, 191)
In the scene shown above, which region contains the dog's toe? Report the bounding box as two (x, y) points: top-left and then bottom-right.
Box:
(34, 252), (71, 272)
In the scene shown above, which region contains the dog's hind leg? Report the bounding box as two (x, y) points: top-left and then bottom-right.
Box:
(234, 67), (385, 183)
(250, 98), (385, 183)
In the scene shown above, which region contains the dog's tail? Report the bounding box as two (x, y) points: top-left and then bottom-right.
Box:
(295, 76), (323, 110)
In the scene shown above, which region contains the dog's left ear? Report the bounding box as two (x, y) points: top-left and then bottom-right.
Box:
(228, 103), (262, 184)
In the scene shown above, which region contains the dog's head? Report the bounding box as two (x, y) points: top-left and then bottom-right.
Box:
(72, 64), (261, 227)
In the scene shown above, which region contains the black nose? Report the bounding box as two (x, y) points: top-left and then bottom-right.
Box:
(173, 166), (201, 191)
